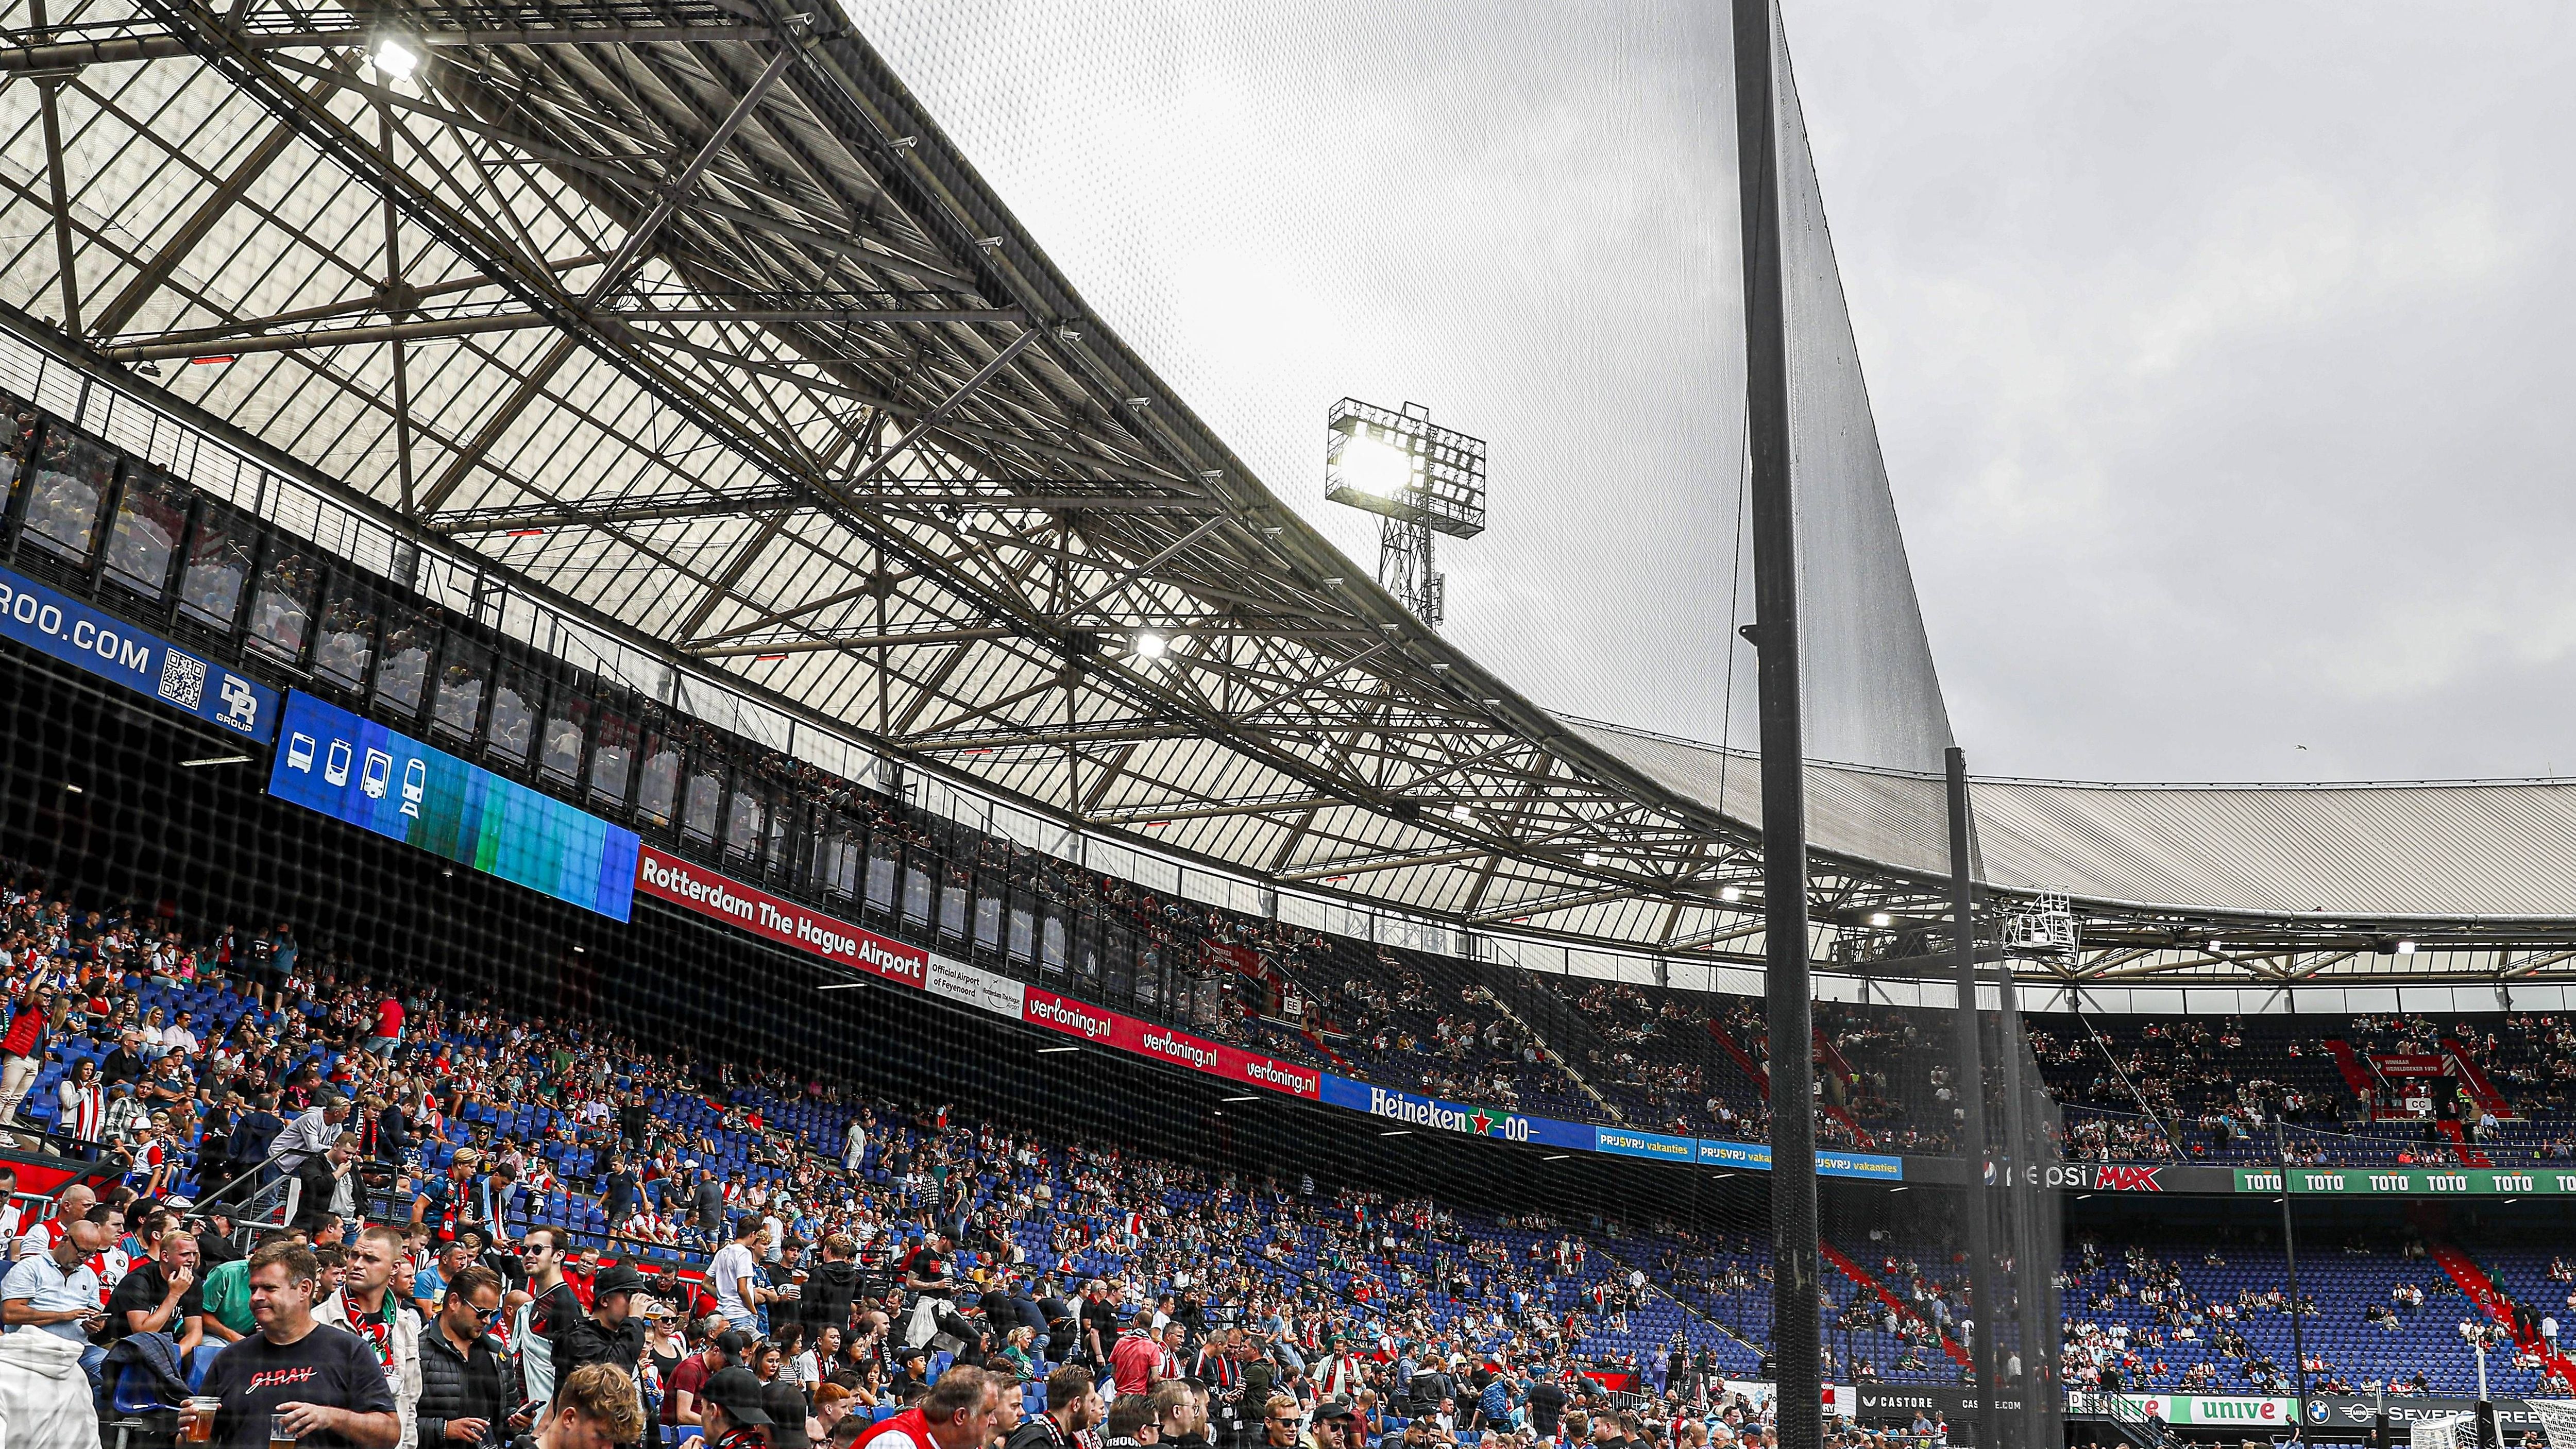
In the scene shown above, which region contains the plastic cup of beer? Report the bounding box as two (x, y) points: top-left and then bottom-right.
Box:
(182, 1396), (221, 1442)
(270, 1411), (299, 1446)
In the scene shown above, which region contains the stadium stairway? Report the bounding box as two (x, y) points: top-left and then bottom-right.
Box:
(2434, 1119), (2493, 1167)
(2430, 1244), (2576, 1388)
(2324, 1039), (2379, 1100)
(2443, 1039), (2516, 1123)
(1818, 1240), (1971, 1367)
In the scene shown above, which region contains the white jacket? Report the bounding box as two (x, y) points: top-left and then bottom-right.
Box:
(0, 1323), (95, 1449)
(315, 1289), (422, 1448)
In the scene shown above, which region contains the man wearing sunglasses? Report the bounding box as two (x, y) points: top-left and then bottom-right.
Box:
(419, 1264), (509, 1447)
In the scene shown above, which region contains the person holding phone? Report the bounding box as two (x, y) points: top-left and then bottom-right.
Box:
(1, 1209), (112, 1391)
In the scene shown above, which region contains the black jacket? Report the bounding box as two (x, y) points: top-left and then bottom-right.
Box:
(558, 1314), (648, 1378)
(420, 1322), (509, 1449)
(800, 1258), (861, 1337)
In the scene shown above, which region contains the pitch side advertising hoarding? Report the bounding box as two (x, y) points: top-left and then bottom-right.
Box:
(269, 690), (636, 919)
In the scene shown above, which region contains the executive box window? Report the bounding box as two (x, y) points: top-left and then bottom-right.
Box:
(681, 756), (724, 843)
(100, 463), (190, 598)
(635, 723), (681, 827)
(589, 708), (636, 807)
(244, 543), (320, 663)
(374, 606), (435, 719)
(485, 663), (539, 766)
(539, 687), (589, 786)
(19, 423), (117, 564)
(176, 508), (255, 630)
(722, 779), (766, 862)
(432, 635), (490, 742)
(0, 395), (38, 515)
(311, 577), (378, 691)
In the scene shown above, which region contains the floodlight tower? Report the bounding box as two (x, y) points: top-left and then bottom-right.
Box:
(1324, 399), (1486, 627)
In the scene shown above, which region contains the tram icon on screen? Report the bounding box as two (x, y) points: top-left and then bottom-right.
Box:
(324, 739), (351, 786)
(400, 758), (426, 818)
(361, 748), (392, 800)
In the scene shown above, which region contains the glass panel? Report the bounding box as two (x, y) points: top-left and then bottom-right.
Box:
(485, 664), (538, 766)
(431, 636), (489, 742)
(901, 852), (931, 926)
(374, 607), (434, 718)
(636, 726), (680, 826)
(866, 834), (899, 914)
(1008, 897), (1036, 965)
(935, 864), (967, 941)
(817, 821), (860, 900)
(19, 425), (116, 562)
(0, 397), (38, 516)
(176, 509), (254, 629)
(723, 780), (765, 860)
(101, 463), (189, 597)
(681, 759), (723, 842)
(1041, 909), (1067, 974)
(540, 688), (588, 784)
(1135, 945), (1162, 1008)
(973, 874), (1004, 956)
(311, 578), (377, 689)
(589, 709), (635, 807)
(1104, 923), (1133, 1001)
(764, 798), (790, 878)
(244, 544), (319, 662)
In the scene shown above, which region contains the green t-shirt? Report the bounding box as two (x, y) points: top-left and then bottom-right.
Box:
(198, 1256), (256, 1336)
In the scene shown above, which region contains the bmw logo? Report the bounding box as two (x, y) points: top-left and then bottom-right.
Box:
(2309, 1403), (2329, 1423)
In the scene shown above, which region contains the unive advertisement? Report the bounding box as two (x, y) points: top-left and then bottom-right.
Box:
(2066, 1393), (2297, 1426)
(0, 562), (278, 741)
(635, 846), (925, 987)
(269, 690), (637, 920)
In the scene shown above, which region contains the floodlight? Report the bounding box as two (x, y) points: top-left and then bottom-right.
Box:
(372, 39), (420, 77)
(2398, 939), (2418, 954)
(1326, 398), (1486, 628)
(1868, 911), (1892, 928)
(1340, 433), (1416, 499)
(1131, 631), (1167, 660)
(1720, 885), (1743, 903)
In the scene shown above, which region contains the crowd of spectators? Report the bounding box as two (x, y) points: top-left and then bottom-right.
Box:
(0, 860), (1807, 1447)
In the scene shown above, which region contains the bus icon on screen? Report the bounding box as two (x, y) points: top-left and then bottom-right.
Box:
(286, 734), (316, 773)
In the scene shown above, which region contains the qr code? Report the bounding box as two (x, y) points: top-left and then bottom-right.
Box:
(157, 649), (208, 709)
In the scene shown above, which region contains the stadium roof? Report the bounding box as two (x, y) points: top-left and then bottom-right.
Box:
(2, 0), (2566, 985)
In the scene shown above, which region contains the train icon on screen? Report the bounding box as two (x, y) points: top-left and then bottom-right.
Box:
(401, 758), (426, 818)
(324, 739), (351, 786)
(361, 748), (392, 799)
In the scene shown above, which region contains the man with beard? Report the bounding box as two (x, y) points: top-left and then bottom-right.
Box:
(1008, 1367), (1106, 1449)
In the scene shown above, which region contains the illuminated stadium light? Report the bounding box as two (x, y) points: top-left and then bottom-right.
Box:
(1036, 1045), (1078, 1054)
(1719, 885), (1743, 903)
(1131, 631), (1168, 660)
(1868, 911), (1893, 927)
(371, 39), (420, 78)
(2398, 939), (2419, 954)
(177, 755), (253, 769)
(1325, 398), (1486, 628)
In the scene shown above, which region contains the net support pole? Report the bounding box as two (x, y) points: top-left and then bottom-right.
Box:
(1946, 749), (2001, 1449)
(2279, 1119), (2312, 1439)
(1995, 969), (2044, 1449)
(1734, 2), (1821, 1445)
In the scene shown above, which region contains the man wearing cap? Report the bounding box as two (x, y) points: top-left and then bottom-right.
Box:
(558, 1261), (650, 1379)
(666, 1325), (748, 1433)
(698, 1363), (778, 1448)
(316, 1224), (423, 1448)
(1308, 1400), (1365, 1449)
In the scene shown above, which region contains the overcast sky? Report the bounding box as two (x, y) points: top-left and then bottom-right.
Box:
(856, 2), (2576, 785)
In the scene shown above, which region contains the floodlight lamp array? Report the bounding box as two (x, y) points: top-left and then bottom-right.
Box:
(1324, 398), (1486, 539)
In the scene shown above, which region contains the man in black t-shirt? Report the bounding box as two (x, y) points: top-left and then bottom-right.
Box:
(190, 1240), (398, 1448)
(515, 1225), (589, 1415)
(106, 1228), (208, 1371)
(1523, 1373), (1567, 1439)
